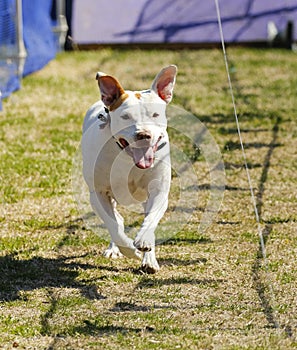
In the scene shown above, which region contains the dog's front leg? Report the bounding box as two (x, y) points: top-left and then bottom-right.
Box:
(141, 248), (160, 274)
(134, 189), (168, 273)
(90, 191), (141, 260)
(134, 183), (169, 252)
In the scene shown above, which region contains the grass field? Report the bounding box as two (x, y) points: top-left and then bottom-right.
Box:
(0, 47), (296, 349)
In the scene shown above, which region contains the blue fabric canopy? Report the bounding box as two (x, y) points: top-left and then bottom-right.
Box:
(0, 0), (57, 106)
(23, 0), (57, 76)
(0, 0), (20, 101)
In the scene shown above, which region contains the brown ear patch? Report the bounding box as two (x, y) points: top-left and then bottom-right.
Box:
(109, 93), (129, 111)
(97, 75), (126, 107)
(135, 92), (141, 100)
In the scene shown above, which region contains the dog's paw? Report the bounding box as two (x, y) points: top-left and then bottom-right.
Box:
(102, 243), (123, 259)
(134, 235), (154, 252)
(118, 246), (142, 260)
(141, 251), (160, 274)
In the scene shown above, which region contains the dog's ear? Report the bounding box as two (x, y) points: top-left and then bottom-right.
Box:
(151, 65), (177, 104)
(96, 72), (125, 107)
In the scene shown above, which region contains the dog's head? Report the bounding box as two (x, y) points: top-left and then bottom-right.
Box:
(96, 65), (177, 169)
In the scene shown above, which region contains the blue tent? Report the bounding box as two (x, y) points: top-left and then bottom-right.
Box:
(23, 0), (57, 76)
(0, 0), (57, 107)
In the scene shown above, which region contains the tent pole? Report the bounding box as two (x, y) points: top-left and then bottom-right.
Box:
(54, 0), (68, 50)
(15, 0), (27, 78)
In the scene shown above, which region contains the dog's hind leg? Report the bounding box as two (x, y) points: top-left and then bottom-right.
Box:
(90, 191), (141, 260)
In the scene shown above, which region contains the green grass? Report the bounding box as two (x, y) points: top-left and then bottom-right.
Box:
(0, 47), (297, 349)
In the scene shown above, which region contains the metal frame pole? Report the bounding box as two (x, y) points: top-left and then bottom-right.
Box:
(15, 0), (27, 78)
(53, 0), (68, 50)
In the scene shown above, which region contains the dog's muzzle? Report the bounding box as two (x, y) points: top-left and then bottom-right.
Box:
(116, 134), (165, 169)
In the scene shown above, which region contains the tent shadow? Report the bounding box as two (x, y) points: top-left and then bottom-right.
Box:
(136, 276), (224, 289)
(70, 322), (152, 337)
(158, 257), (207, 266)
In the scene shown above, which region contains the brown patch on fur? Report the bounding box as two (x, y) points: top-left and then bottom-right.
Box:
(109, 93), (129, 111)
(135, 92), (141, 100)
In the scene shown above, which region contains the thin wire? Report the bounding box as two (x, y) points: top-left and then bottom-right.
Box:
(214, 0), (281, 331)
(214, 0), (266, 259)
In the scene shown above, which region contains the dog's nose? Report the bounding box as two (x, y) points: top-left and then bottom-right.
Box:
(135, 131), (152, 141)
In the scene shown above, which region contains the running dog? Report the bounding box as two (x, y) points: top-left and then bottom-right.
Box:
(82, 65), (177, 273)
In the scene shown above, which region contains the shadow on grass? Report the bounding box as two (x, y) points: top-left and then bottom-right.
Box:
(197, 111), (278, 126)
(255, 116), (281, 218)
(250, 116), (293, 338)
(160, 234), (212, 246)
(224, 161), (262, 170)
(136, 276), (224, 289)
(224, 140), (282, 151)
(197, 113), (234, 125)
(0, 253), (104, 302)
(218, 126), (270, 135)
(219, 66), (293, 337)
(159, 257), (207, 266)
(109, 301), (178, 313)
(251, 225), (278, 329)
(70, 321), (157, 339)
(186, 183), (252, 191)
(251, 116), (280, 328)
(46, 323), (152, 349)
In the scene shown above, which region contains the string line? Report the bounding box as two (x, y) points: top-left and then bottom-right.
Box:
(214, 0), (266, 258)
(214, 0), (280, 330)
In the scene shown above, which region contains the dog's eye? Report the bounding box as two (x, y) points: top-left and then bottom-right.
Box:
(152, 113), (159, 118)
(120, 114), (130, 120)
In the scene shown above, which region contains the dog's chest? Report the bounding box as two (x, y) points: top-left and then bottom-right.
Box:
(107, 182), (147, 207)
(93, 142), (151, 204)
(108, 167), (150, 206)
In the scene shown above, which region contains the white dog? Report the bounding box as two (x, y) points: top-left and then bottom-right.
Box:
(82, 65), (177, 273)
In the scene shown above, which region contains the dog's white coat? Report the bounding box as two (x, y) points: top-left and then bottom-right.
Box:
(82, 66), (177, 273)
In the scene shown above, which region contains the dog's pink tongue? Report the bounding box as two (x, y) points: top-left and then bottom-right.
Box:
(132, 146), (154, 169)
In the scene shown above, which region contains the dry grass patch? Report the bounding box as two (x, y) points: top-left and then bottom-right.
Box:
(0, 47), (296, 349)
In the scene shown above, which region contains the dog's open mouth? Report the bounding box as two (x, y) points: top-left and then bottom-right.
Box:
(119, 137), (161, 169)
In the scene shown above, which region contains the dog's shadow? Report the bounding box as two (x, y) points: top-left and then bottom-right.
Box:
(0, 213), (215, 303)
(0, 253), (105, 302)
(0, 248), (212, 304)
